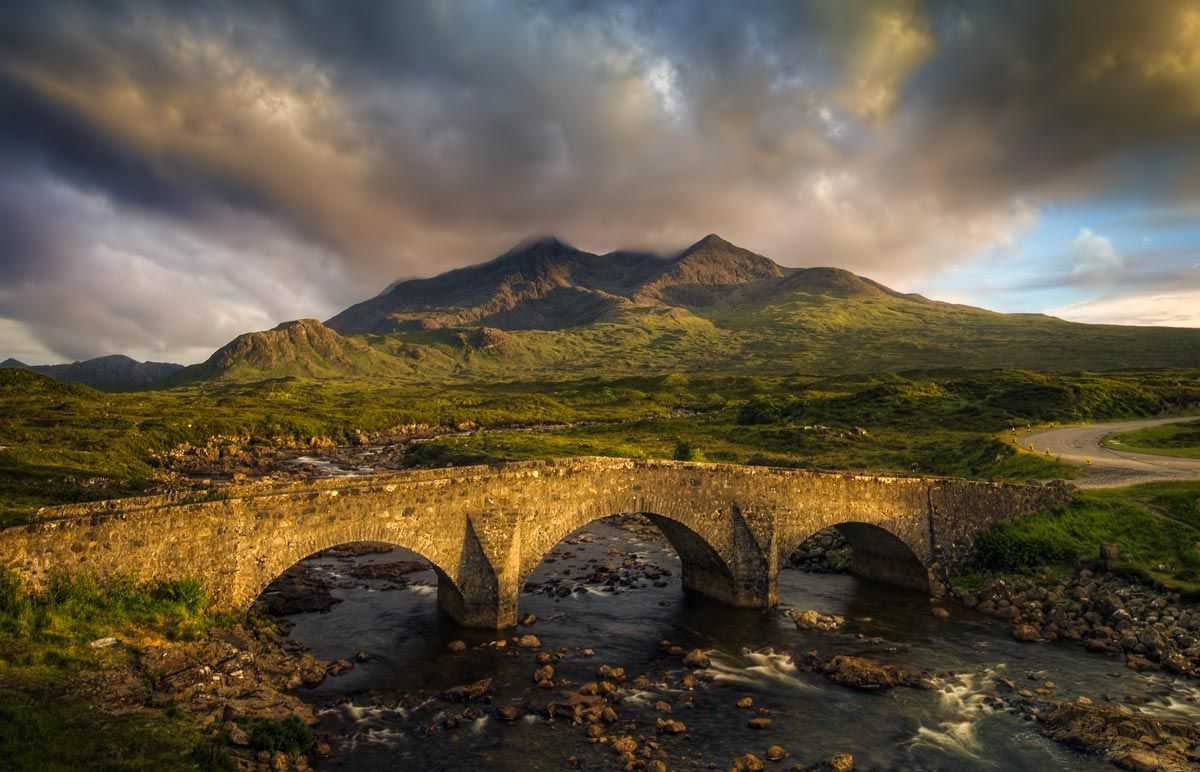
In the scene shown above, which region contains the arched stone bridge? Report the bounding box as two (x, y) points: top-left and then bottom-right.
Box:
(0, 458), (1072, 628)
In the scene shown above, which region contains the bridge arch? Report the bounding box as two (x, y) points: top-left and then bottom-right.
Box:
(515, 510), (756, 615)
(781, 521), (932, 592)
(241, 521), (473, 622)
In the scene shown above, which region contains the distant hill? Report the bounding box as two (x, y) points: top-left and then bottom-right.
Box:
(171, 234), (1200, 383)
(0, 354), (183, 391)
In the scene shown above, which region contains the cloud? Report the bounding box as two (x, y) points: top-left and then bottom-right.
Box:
(0, 170), (347, 363)
(1053, 291), (1200, 328)
(0, 0), (1199, 360)
(836, 1), (935, 121)
(1069, 228), (1122, 277)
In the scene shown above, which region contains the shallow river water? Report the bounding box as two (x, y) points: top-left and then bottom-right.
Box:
(274, 520), (1200, 771)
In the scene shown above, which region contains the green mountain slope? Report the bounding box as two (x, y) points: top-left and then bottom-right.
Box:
(181, 235), (1200, 384)
(171, 319), (432, 383)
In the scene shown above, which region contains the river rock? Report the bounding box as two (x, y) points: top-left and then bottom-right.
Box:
(732, 753), (764, 771)
(258, 566), (342, 615)
(517, 634), (541, 648)
(548, 693), (605, 722)
(440, 678), (491, 702)
(825, 753), (855, 772)
(1038, 699), (1200, 770)
(1012, 624), (1040, 642)
(610, 736), (638, 754)
(816, 655), (924, 691)
(597, 664), (626, 682)
(790, 609), (845, 632)
(348, 560), (427, 581)
(656, 718), (687, 734)
(683, 649), (710, 668)
(496, 705), (525, 721)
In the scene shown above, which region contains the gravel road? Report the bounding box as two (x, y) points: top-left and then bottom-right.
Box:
(1017, 417), (1200, 488)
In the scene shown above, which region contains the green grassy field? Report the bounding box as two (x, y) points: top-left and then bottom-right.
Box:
(970, 481), (1200, 593)
(1104, 419), (1200, 459)
(2, 366), (1198, 527)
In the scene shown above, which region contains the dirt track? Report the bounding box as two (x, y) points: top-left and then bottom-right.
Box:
(1017, 417), (1200, 488)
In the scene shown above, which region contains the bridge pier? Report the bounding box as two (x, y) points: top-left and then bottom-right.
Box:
(437, 573), (518, 628)
(648, 512), (779, 610)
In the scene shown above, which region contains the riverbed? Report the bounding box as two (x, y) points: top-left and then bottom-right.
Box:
(267, 519), (1200, 770)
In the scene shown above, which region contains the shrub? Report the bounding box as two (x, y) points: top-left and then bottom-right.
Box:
(0, 568), (22, 615)
(245, 716), (315, 754)
(736, 397), (783, 425)
(153, 578), (207, 612)
(190, 739), (237, 771)
(672, 440), (696, 461)
(973, 525), (1075, 571)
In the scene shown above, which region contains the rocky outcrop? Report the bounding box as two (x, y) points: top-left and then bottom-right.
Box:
(1039, 699), (1200, 770)
(953, 569), (1200, 676)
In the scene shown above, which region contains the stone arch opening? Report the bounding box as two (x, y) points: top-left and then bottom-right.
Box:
(516, 512), (750, 619)
(252, 541), (464, 622)
(830, 522), (931, 592)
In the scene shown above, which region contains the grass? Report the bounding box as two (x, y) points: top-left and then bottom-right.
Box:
(1104, 419), (1200, 459)
(0, 570), (219, 668)
(0, 571), (234, 770)
(0, 681), (231, 772)
(3, 366), (1198, 526)
(969, 481), (1200, 593)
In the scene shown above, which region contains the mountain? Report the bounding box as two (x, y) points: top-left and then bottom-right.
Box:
(630, 234), (785, 306)
(327, 236), (660, 333)
(0, 354), (183, 390)
(327, 234), (806, 333)
(171, 319), (422, 383)
(190, 234), (1200, 383)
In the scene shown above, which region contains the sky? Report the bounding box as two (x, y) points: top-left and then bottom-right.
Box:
(2, 0), (1200, 365)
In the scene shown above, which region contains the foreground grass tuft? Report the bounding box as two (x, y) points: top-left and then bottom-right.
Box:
(0, 572), (232, 770)
(0, 571), (218, 667)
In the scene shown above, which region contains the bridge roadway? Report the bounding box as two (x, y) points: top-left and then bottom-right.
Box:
(0, 458), (1072, 628)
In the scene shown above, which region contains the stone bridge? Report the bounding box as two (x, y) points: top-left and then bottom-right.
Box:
(0, 458), (1072, 628)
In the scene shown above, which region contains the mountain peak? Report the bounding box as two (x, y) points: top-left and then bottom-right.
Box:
(689, 233), (732, 250)
(272, 318), (329, 333)
(496, 234), (576, 259)
(0, 358), (29, 368)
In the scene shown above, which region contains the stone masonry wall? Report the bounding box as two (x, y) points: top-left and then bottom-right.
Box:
(0, 458), (1070, 628)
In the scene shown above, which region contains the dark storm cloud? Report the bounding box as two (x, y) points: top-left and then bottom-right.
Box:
(1, 0), (1199, 361)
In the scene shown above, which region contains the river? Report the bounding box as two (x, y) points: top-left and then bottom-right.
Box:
(266, 519), (1200, 771)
